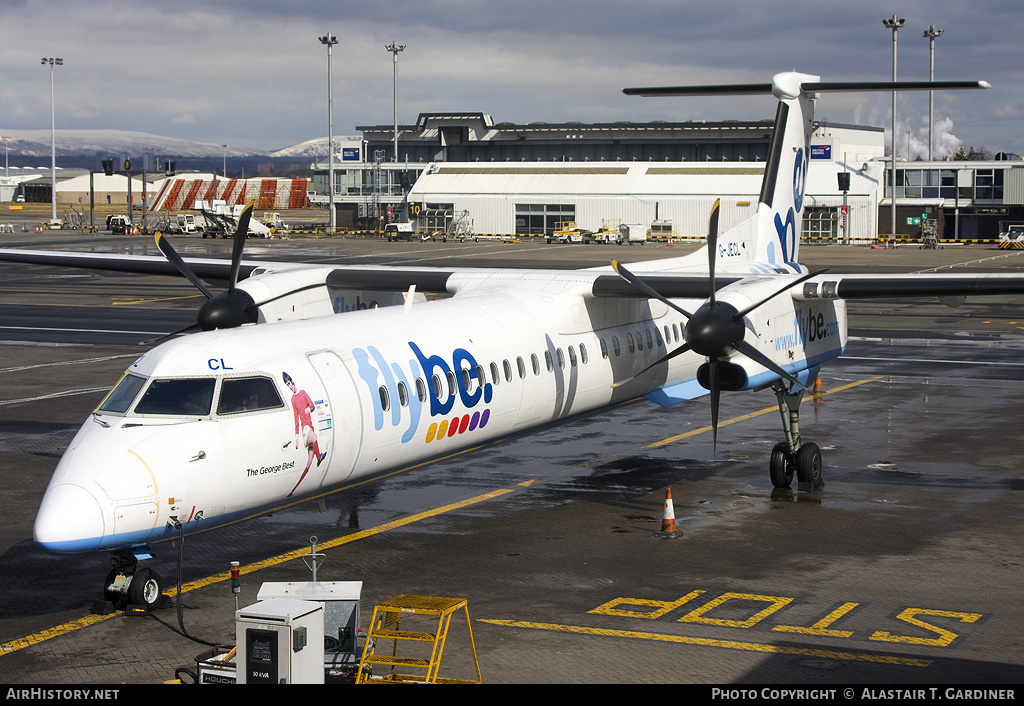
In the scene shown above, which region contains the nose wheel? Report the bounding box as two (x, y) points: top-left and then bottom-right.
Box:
(102, 551), (165, 611)
(769, 382), (824, 491)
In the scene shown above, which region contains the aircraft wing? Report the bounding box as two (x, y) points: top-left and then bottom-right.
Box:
(4, 248), (1024, 302)
(808, 273), (1024, 300)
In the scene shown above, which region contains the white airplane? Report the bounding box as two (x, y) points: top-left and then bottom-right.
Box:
(3, 72), (1019, 610)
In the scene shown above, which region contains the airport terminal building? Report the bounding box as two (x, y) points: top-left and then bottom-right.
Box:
(312, 112), (1024, 241)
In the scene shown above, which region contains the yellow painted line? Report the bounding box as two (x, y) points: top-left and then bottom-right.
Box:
(645, 376), (884, 449)
(1, 485), (517, 656)
(1, 614), (118, 654)
(480, 619), (931, 667)
(175, 487), (516, 594)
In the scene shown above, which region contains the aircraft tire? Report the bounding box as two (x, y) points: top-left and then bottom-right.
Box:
(127, 568), (163, 608)
(769, 442), (793, 488)
(795, 442), (823, 489)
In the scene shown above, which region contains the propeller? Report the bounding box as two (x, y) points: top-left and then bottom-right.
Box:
(151, 203), (260, 340)
(613, 198), (824, 450)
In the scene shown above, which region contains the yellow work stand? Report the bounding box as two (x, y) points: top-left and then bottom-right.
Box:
(355, 594), (482, 684)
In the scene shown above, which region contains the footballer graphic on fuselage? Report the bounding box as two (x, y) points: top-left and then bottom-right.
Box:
(5, 71), (1021, 610)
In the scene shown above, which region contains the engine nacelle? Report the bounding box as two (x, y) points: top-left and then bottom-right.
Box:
(697, 360), (754, 392)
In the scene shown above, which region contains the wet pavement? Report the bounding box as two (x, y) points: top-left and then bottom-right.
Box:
(0, 232), (1022, 684)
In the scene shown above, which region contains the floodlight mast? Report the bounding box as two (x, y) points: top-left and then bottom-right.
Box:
(882, 15), (904, 242)
(41, 57), (63, 222)
(924, 25), (944, 161)
(319, 33), (338, 234)
(385, 42), (406, 163)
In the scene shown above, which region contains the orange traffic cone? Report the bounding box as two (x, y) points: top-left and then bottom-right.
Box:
(661, 487), (677, 533)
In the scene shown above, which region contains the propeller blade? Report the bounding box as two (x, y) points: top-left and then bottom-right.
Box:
(731, 339), (810, 393)
(611, 260), (695, 318)
(228, 202), (254, 292)
(732, 269), (828, 321)
(155, 232), (214, 299)
(611, 342), (692, 388)
(708, 358), (720, 453)
(707, 199), (720, 306)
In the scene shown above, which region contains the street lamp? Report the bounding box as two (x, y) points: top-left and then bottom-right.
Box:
(882, 15), (904, 240)
(924, 25), (944, 161)
(385, 42), (406, 163)
(319, 33), (338, 234)
(41, 57), (63, 221)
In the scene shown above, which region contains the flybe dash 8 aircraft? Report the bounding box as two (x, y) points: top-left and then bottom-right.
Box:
(2, 72), (1021, 609)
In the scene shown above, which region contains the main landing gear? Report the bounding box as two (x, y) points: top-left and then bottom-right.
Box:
(101, 549), (165, 612)
(768, 381), (824, 492)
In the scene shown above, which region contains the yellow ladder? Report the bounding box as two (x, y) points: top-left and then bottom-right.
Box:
(355, 594), (482, 684)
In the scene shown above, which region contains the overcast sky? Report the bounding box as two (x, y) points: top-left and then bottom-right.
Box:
(2, 1), (1021, 157)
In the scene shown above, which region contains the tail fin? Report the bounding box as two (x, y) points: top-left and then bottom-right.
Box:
(624, 73), (990, 273)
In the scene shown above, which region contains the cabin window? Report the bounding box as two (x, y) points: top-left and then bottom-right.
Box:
(661, 326), (669, 346)
(612, 336), (621, 356)
(580, 343), (588, 364)
(503, 360), (513, 382)
(397, 381), (409, 407)
(517, 356), (527, 379)
(556, 349), (565, 369)
(432, 374), (443, 399)
(134, 377), (216, 416)
(378, 385), (390, 412)
(636, 331), (644, 351)
(462, 368), (474, 393)
(544, 351), (553, 372)
(627, 333), (635, 353)
(416, 378), (427, 403)
(217, 376), (284, 415)
(446, 371), (457, 397)
(568, 346), (577, 367)
(645, 329), (654, 349)
(672, 323), (680, 342)
(599, 339), (608, 359)
(477, 365), (486, 387)
(97, 373), (147, 414)
(490, 362), (500, 385)
(655, 328), (663, 347)
(532, 353), (541, 376)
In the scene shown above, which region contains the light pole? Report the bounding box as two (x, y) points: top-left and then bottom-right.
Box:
(924, 25), (944, 161)
(319, 33), (338, 234)
(385, 42), (406, 163)
(41, 57), (62, 221)
(883, 15), (904, 240)
(2, 136), (10, 180)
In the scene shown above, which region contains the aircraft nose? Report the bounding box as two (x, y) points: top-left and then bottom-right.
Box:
(34, 483), (105, 553)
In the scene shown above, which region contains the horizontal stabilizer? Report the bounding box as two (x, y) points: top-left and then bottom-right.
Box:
(624, 79), (990, 98)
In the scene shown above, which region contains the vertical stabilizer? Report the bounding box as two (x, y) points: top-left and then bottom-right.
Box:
(750, 72), (818, 272)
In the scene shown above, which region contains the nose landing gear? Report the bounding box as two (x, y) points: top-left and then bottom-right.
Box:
(100, 549), (166, 612)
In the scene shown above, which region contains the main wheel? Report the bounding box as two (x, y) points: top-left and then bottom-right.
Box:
(795, 442), (823, 489)
(769, 442), (793, 488)
(127, 568), (163, 608)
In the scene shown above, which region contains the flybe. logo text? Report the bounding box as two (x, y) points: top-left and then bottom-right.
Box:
(775, 307), (841, 352)
(353, 342), (493, 445)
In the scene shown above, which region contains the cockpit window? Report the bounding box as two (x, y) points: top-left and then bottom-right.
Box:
(134, 378), (216, 416)
(217, 376), (284, 415)
(97, 373), (147, 414)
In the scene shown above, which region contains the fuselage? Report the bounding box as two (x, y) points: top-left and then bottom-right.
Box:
(32, 270), (847, 553)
